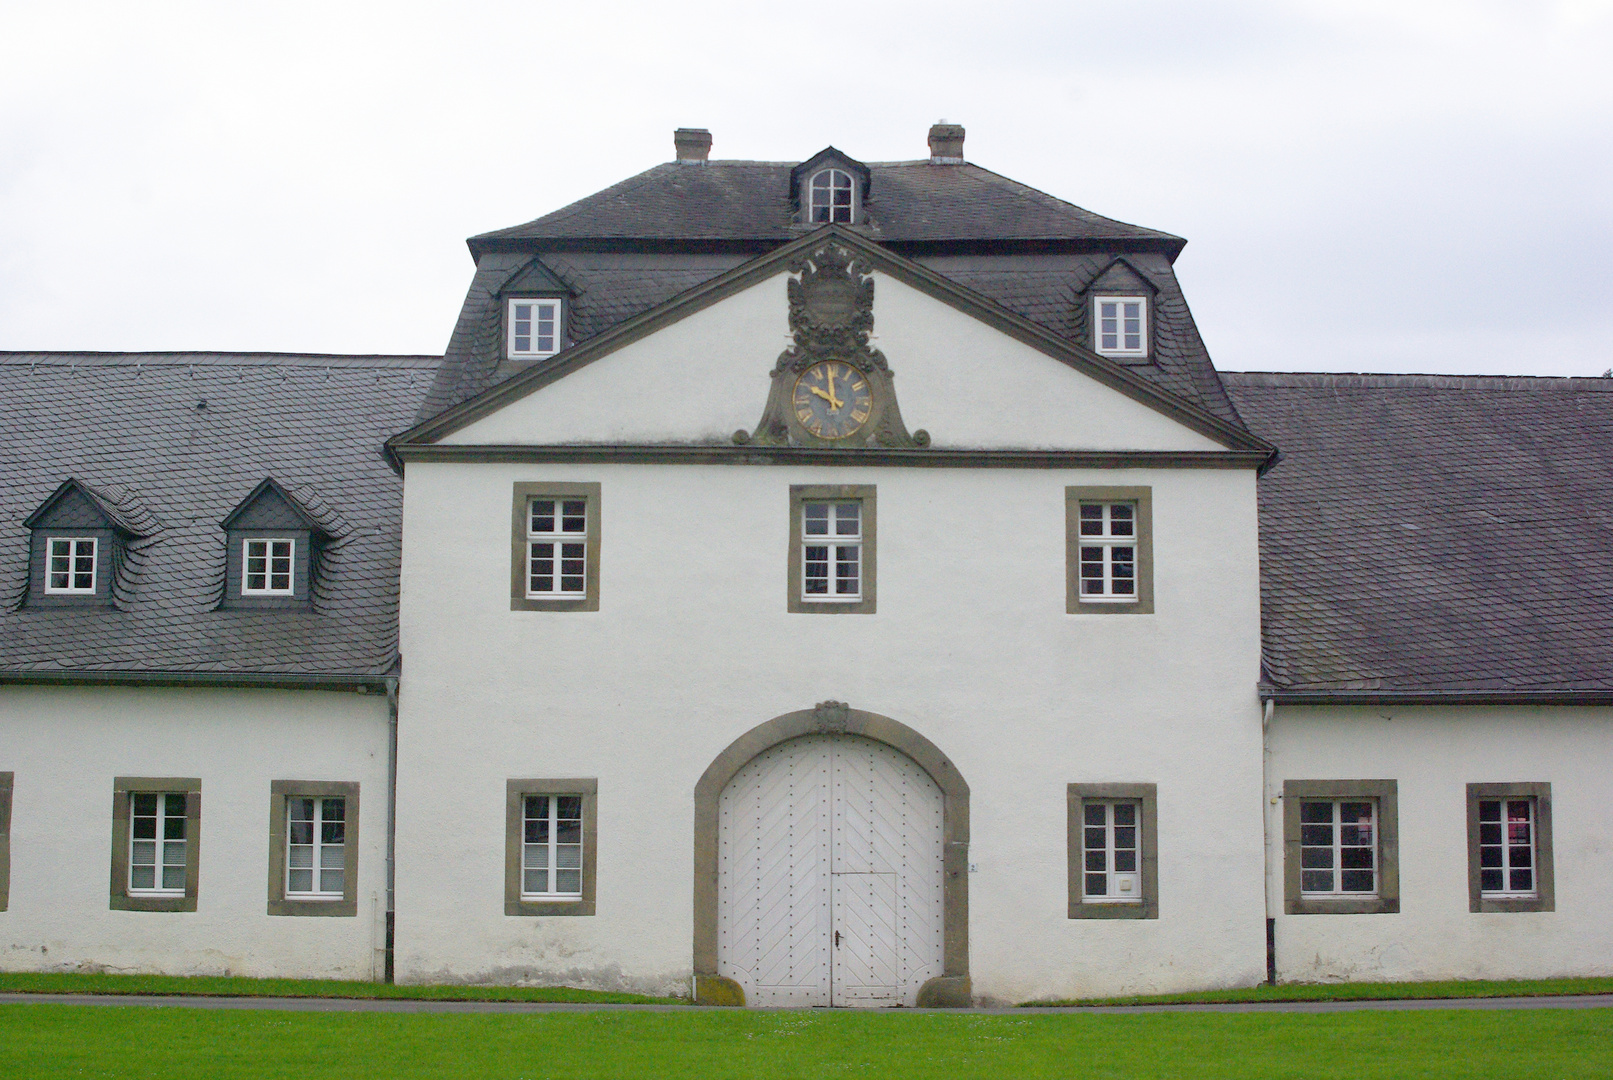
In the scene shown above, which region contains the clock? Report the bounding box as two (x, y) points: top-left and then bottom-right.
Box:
(792, 361), (873, 440)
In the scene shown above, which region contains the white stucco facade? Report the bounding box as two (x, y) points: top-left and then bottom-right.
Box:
(0, 685), (391, 980)
(1266, 705), (1613, 983)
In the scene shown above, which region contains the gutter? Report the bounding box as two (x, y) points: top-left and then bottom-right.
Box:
(0, 669), (392, 692)
(1258, 687), (1613, 707)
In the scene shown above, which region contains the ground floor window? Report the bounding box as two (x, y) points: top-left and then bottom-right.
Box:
(268, 780), (360, 916)
(1467, 782), (1554, 913)
(110, 777), (200, 912)
(1067, 782), (1157, 919)
(1282, 779), (1398, 915)
(505, 778), (597, 916)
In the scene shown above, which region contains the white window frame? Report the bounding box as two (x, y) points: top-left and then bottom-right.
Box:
(45, 536), (97, 594)
(285, 795), (346, 901)
(1077, 502), (1139, 604)
(242, 538), (296, 596)
(526, 496), (588, 599)
(128, 791), (188, 897)
(1299, 798), (1379, 898)
(1093, 295), (1148, 358)
(801, 500), (862, 603)
(1081, 799), (1142, 905)
(808, 168), (854, 224)
(507, 298), (563, 359)
(1478, 797), (1538, 899)
(520, 793), (585, 901)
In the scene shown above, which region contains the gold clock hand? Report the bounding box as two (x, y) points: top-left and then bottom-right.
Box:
(824, 366), (844, 410)
(809, 386), (836, 405)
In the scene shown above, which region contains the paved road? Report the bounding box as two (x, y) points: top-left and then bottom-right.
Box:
(4, 992), (1613, 1015)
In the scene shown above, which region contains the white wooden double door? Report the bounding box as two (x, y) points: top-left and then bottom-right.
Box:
(718, 734), (945, 1007)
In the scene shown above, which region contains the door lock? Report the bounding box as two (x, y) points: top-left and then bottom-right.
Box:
(834, 930), (841, 947)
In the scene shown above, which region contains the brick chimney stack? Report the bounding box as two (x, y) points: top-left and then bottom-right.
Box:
(674, 128), (712, 164)
(928, 121), (965, 164)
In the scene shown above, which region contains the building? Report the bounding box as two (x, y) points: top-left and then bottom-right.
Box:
(2, 125), (1610, 1005)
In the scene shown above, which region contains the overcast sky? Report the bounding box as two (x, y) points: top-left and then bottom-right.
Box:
(1, 0), (1608, 375)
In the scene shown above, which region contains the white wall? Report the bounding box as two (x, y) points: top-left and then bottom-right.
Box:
(442, 270), (1226, 453)
(0, 685), (390, 980)
(1267, 705), (1613, 982)
(395, 459), (1267, 1001)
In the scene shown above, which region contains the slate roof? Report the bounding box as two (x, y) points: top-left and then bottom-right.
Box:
(0, 352), (439, 678)
(472, 161), (1184, 247)
(1224, 373), (1613, 694)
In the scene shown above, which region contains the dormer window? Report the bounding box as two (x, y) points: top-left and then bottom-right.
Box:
(242, 539), (296, 596)
(47, 538), (98, 594)
(809, 169), (854, 223)
(23, 479), (143, 608)
(1093, 296), (1149, 359)
(221, 479), (333, 611)
(508, 299), (563, 360)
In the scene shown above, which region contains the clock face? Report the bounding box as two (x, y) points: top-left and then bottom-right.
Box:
(792, 361), (873, 440)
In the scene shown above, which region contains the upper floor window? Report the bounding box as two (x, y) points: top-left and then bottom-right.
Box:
(809, 169), (854, 223)
(46, 537), (97, 594)
(508, 299), (563, 359)
(788, 485), (876, 615)
(1093, 296), (1149, 358)
(242, 538), (296, 596)
(510, 482), (601, 612)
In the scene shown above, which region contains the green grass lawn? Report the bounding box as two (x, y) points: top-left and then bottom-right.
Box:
(2, 1002), (1611, 1079)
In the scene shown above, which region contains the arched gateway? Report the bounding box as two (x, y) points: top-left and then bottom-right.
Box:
(692, 703), (971, 1007)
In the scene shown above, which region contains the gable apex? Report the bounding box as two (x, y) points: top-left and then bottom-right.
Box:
(1080, 257), (1160, 296)
(220, 477), (330, 535)
(23, 478), (147, 535)
(500, 257), (571, 296)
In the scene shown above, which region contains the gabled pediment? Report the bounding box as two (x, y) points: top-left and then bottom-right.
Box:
(500, 257), (571, 296)
(221, 478), (330, 536)
(389, 226), (1274, 461)
(24, 478), (145, 535)
(1079, 258), (1160, 296)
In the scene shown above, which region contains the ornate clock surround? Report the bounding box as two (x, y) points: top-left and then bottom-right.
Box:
(744, 242), (927, 449)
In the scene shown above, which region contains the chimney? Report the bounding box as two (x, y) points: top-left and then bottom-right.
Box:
(674, 128), (712, 164)
(928, 121), (965, 163)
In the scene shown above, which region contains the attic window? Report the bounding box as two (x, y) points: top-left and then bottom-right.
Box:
(508, 299), (563, 359)
(46, 538), (98, 594)
(809, 169), (854, 223)
(242, 539), (295, 596)
(1093, 297), (1149, 359)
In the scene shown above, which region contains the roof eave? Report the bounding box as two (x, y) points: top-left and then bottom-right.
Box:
(1261, 687), (1613, 707)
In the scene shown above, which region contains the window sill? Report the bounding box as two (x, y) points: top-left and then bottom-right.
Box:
(1471, 896), (1553, 914)
(506, 898), (595, 917)
(1069, 898), (1156, 920)
(111, 893), (196, 913)
(268, 896), (357, 917)
(511, 595), (598, 612)
(1286, 896), (1399, 916)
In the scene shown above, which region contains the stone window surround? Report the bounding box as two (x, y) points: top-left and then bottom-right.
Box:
(788, 485), (877, 615)
(1282, 779), (1399, 915)
(510, 482), (601, 612)
(1067, 782), (1159, 920)
(110, 776), (201, 913)
(1065, 486), (1154, 615)
(0, 771), (12, 912)
(267, 780), (360, 917)
(1467, 782), (1554, 914)
(505, 778), (598, 916)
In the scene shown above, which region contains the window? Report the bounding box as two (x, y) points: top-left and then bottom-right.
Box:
(1093, 296), (1148, 358)
(242, 538), (295, 595)
(1066, 487), (1153, 614)
(45, 537), (97, 593)
(0, 772), (12, 913)
(505, 779), (597, 916)
(521, 795), (583, 899)
(510, 483), (600, 612)
(268, 780), (359, 916)
(507, 299), (563, 359)
(1282, 779), (1398, 915)
(788, 485), (876, 614)
(1067, 783), (1157, 919)
(1467, 782), (1554, 913)
(109, 777), (200, 912)
(809, 168), (854, 223)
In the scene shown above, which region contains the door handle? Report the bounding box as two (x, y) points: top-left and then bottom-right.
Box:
(834, 931), (841, 948)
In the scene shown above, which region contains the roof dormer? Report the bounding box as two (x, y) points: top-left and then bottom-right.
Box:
(1077, 258), (1161, 362)
(790, 148), (872, 226)
(220, 478), (333, 611)
(500, 257), (572, 365)
(22, 479), (148, 609)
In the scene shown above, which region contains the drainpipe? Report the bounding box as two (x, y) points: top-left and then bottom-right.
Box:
(385, 670), (399, 984)
(1261, 696), (1276, 985)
